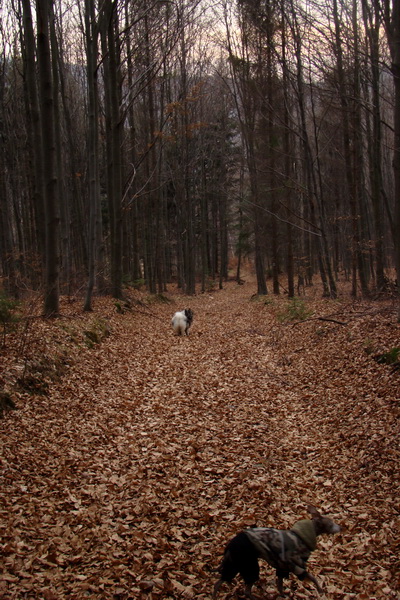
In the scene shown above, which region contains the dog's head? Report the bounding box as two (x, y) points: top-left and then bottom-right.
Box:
(184, 308), (193, 324)
(308, 505), (341, 535)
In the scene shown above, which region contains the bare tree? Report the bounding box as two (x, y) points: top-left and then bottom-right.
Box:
(378, 0), (400, 318)
(83, 0), (101, 311)
(36, 0), (60, 315)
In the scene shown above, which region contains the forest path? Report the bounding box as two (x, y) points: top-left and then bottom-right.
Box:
(1, 276), (399, 599)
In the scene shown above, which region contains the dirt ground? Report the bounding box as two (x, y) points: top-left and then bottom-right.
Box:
(1, 274), (399, 599)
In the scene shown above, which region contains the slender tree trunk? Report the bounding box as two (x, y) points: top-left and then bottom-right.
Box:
(249, 140), (267, 295)
(291, 8), (336, 298)
(180, 29), (196, 295)
(363, 0), (385, 291)
(383, 0), (400, 319)
(101, 0), (123, 299)
(225, 7), (267, 295)
(109, 7), (123, 299)
(219, 187), (228, 289)
(21, 0), (46, 280)
(281, 9), (294, 297)
(395, 63), (400, 320)
(84, 0), (100, 311)
(125, 3), (140, 284)
(144, 15), (160, 294)
(265, 9), (279, 295)
(36, 0), (60, 316)
(0, 38), (17, 294)
(352, 0), (370, 296)
(49, 2), (68, 295)
(200, 149), (208, 292)
(332, 0), (368, 297)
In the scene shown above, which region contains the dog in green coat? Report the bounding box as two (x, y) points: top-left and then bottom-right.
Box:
(213, 505), (340, 598)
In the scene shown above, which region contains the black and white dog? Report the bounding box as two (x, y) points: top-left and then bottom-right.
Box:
(213, 506), (340, 599)
(171, 308), (194, 336)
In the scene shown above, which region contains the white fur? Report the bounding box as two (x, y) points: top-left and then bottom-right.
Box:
(172, 311), (189, 336)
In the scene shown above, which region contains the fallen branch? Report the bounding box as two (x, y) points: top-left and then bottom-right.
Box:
(317, 317), (348, 325)
(292, 316), (348, 326)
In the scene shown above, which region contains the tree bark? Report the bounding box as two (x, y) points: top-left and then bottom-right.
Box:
(21, 0), (46, 278)
(84, 0), (101, 311)
(36, 0), (60, 316)
(100, 0), (123, 299)
(362, 0), (385, 291)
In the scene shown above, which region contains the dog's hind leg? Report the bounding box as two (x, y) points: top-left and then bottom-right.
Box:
(213, 546), (239, 599)
(303, 572), (323, 594)
(276, 575), (286, 597)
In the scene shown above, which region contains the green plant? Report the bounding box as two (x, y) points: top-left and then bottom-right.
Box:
(84, 318), (110, 347)
(17, 353), (70, 395)
(115, 299), (135, 314)
(132, 278), (145, 290)
(59, 323), (83, 345)
(374, 347), (400, 366)
(115, 301), (124, 314)
(0, 292), (20, 346)
(277, 297), (313, 323)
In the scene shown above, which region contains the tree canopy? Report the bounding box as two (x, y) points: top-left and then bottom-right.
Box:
(0, 0), (399, 314)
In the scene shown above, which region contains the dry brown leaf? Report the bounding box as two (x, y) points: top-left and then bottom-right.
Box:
(1, 276), (399, 598)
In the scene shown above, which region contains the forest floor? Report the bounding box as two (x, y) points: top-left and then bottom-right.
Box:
(0, 271), (399, 600)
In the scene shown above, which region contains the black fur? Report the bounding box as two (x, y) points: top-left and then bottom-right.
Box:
(184, 308), (193, 327)
(218, 532), (260, 587)
(171, 308), (194, 336)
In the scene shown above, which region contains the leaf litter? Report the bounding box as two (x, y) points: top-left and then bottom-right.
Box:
(0, 275), (399, 599)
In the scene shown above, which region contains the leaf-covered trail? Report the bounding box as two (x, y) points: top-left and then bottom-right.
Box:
(1, 278), (399, 599)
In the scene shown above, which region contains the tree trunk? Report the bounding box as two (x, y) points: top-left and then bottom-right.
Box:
(292, 7), (336, 298)
(84, 0), (100, 311)
(36, 0), (60, 316)
(49, 2), (68, 295)
(362, 0), (385, 291)
(394, 62), (400, 320)
(281, 7), (294, 297)
(21, 0), (46, 279)
(249, 142), (267, 296)
(376, 0), (399, 316)
(332, 0), (368, 297)
(386, 0), (400, 319)
(100, 0), (123, 299)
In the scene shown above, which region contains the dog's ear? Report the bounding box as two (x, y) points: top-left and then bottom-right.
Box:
(307, 505), (321, 519)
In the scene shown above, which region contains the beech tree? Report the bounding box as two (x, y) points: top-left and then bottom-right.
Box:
(378, 0), (400, 318)
(36, 0), (60, 315)
(0, 0), (398, 308)
(83, 0), (101, 311)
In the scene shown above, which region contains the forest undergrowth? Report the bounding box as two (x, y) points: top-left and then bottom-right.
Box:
(0, 273), (399, 600)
